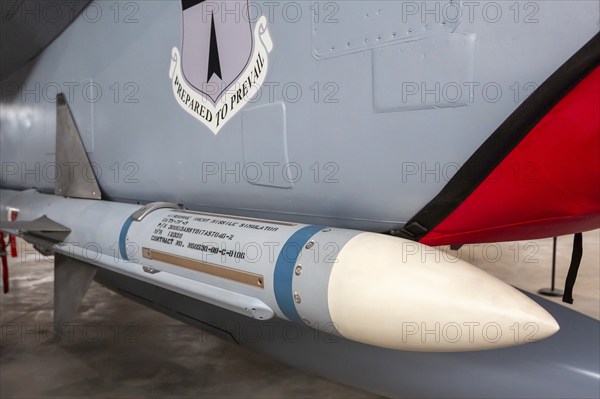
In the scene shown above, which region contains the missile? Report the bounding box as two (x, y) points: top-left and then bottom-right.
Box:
(1, 189), (559, 351)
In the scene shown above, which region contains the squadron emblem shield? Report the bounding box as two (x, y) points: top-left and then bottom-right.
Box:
(169, 1), (273, 134)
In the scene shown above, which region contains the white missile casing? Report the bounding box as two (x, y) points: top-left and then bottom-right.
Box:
(327, 233), (560, 351)
(0, 189), (559, 351)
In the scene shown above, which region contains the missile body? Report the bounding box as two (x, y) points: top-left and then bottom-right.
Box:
(0, 189), (558, 351)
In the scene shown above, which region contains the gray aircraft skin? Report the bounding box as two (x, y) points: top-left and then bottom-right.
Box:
(1, 0), (598, 231)
(1, 1), (599, 398)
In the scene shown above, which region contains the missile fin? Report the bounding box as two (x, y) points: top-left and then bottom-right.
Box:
(54, 253), (97, 333)
(55, 93), (102, 200)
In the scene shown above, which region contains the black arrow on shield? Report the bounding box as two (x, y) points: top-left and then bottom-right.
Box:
(207, 12), (222, 82)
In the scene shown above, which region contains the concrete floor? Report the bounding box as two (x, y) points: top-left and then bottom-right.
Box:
(1, 232), (598, 398)
(445, 230), (600, 319)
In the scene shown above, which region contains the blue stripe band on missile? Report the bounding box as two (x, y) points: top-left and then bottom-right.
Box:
(119, 216), (134, 261)
(273, 225), (324, 323)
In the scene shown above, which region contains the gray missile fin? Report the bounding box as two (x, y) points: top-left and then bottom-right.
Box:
(55, 93), (102, 200)
(0, 215), (71, 243)
(54, 253), (97, 331)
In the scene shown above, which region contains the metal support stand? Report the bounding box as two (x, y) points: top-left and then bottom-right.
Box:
(538, 237), (564, 297)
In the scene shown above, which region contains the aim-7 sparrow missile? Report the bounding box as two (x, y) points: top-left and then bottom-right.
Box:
(0, 188), (558, 351)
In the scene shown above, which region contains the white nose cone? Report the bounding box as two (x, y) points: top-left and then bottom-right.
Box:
(327, 233), (559, 352)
